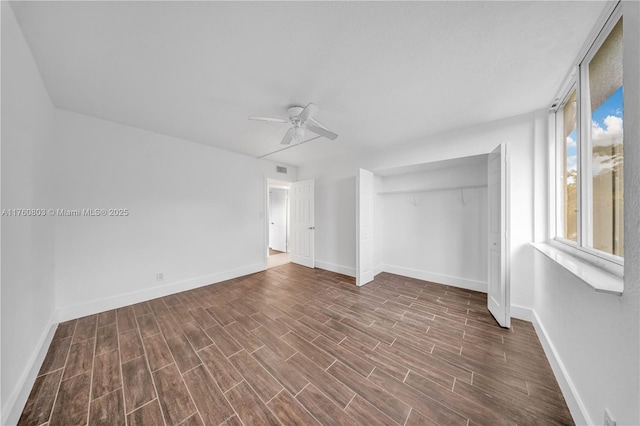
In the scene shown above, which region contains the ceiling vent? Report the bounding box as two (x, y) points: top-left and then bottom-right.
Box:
(276, 166), (288, 174)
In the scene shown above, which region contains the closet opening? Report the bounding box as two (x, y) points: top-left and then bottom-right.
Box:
(357, 147), (510, 327)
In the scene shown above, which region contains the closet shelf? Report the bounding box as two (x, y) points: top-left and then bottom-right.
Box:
(377, 184), (487, 195)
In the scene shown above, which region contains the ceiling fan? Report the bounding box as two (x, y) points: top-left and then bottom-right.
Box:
(249, 103), (338, 145)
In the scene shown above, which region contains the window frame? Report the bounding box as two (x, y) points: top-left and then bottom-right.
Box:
(550, 3), (624, 277)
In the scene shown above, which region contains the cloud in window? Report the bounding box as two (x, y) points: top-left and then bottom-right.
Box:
(592, 115), (623, 175)
(567, 154), (577, 173)
(592, 115), (623, 147)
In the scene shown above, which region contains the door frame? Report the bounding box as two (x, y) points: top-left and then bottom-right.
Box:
(268, 187), (288, 253)
(265, 178), (292, 267)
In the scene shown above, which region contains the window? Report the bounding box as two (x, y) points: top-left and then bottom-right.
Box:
(559, 89), (578, 243)
(554, 9), (623, 265)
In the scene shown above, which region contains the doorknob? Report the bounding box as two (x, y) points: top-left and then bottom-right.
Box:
(308, 226), (315, 230)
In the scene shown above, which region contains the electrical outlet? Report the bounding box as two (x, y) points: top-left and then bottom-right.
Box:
(156, 272), (164, 281)
(604, 409), (616, 426)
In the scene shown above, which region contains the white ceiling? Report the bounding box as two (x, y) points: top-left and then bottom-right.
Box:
(10, 1), (608, 167)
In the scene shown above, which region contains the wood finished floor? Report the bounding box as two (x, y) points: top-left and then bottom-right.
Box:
(20, 264), (574, 426)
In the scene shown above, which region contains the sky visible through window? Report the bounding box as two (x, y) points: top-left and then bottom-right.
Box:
(566, 86), (624, 181)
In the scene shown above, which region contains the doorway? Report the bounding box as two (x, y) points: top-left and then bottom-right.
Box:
(267, 180), (291, 268)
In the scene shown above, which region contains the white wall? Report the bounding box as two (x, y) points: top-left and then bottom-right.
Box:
(1, 2), (57, 422)
(54, 110), (297, 320)
(312, 174), (358, 276)
(379, 162), (488, 291)
(298, 110), (544, 312)
(531, 2), (640, 424)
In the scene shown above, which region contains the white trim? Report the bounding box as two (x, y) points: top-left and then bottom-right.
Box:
(531, 310), (591, 426)
(531, 242), (623, 294)
(264, 177), (270, 266)
(548, 109), (558, 241)
(382, 265), (487, 293)
(504, 143), (512, 329)
(315, 260), (356, 278)
(2, 314), (58, 426)
(55, 263), (265, 322)
(550, 237), (624, 276)
(510, 305), (533, 322)
(374, 264), (384, 276)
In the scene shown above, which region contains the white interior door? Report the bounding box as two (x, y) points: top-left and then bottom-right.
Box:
(269, 189), (287, 252)
(487, 143), (510, 328)
(356, 169), (375, 286)
(290, 179), (314, 268)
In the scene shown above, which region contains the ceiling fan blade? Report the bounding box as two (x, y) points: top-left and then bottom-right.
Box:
(308, 116), (329, 129)
(306, 124), (338, 140)
(298, 103), (319, 121)
(281, 127), (295, 145)
(248, 115), (289, 124)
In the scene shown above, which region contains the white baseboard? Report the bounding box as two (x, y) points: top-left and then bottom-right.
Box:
(315, 260), (356, 278)
(374, 264), (384, 276)
(510, 304), (533, 321)
(56, 263), (266, 322)
(2, 313), (58, 426)
(382, 265), (487, 293)
(531, 311), (590, 425)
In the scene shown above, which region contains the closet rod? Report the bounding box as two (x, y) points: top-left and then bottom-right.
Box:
(377, 184), (486, 196)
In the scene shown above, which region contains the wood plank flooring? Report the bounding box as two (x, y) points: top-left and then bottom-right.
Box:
(19, 264), (574, 426)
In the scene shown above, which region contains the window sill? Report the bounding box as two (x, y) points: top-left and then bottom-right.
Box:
(530, 242), (623, 295)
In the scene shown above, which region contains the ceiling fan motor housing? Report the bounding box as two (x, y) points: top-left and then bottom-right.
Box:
(288, 106), (304, 118)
